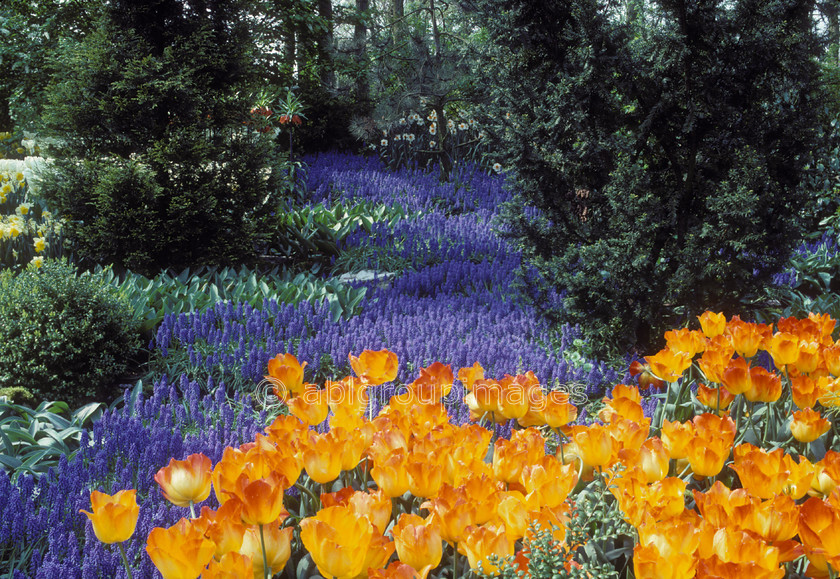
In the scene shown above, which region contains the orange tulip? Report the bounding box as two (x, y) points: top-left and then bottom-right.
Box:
(494, 493), (529, 540)
(80, 489), (140, 544)
(825, 343), (840, 377)
(664, 327), (707, 357)
(791, 407), (831, 443)
(813, 451), (840, 497)
(743, 366), (782, 403)
(407, 362), (455, 404)
(725, 316), (768, 358)
(234, 473), (287, 527)
(645, 348), (693, 382)
(660, 419), (694, 460)
(693, 481), (754, 529)
(493, 438), (532, 485)
(520, 455), (578, 509)
(697, 527), (784, 578)
(783, 453), (815, 499)
(349, 349), (399, 385)
(720, 356), (751, 395)
(288, 383), (330, 426)
(696, 383), (735, 412)
(326, 376), (369, 417)
(744, 494), (799, 543)
(457, 362), (485, 390)
(302, 431), (345, 484)
(599, 396), (646, 424)
(355, 533), (396, 578)
(239, 523), (293, 579)
(634, 516), (699, 579)
(265, 353), (307, 400)
(570, 423), (615, 468)
(536, 390), (577, 428)
(371, 449), (411, 498)
(524, 504), (568, 545)
(685, 415), (735, 479)
(406, 451), (445, 498)
(637, 437), (670, 483)
(201, 552), (253, 579)
(459, 524), (515, 576)
(198, 502), (247, 560)
(146, 518), (216, 579)
(424, 491), (478, 545)
(392, 513), (443, 575)
(798, 497), (840, 574)
(698, 311), (726, 338)
(698, 341), (735, 385)
(795, 340), (823, 374)
(155, 453), (213, 508)
(344, 488), (392, 534)
(299, 506), (375, 579)
(792, 373), (823, 409)
(628, 360), (665, 390)
(767, 332), (799, 368)
(731, 444), (788, 500)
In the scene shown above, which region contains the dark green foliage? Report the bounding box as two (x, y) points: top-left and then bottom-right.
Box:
(38, 1), (285, 275)
(0, 259), (141, 408)
(478, 0), (831, 354)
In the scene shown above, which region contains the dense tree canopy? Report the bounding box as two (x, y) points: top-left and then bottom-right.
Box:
(474, 0), (836, 353)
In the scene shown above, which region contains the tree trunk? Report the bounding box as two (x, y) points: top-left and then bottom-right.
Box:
(316, 0), (335, 87)
(354, 0), (370, 111)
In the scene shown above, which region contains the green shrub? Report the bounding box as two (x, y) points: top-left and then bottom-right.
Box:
(0, 259), (141, 407)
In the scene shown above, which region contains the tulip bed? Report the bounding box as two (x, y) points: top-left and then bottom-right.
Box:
(3, 154), (840, 578)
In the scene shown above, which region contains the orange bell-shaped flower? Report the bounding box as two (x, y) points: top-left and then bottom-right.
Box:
(571, 423), (615, 468)
(698, 311), (727, 338)
(146, 518), (216, 579)
(287, 383), (330, 426)
(459, 524), (515, 576)
(664, 327), (707, 358)
(239, 523), (293, 579)
(202, 552), (253, 579)
(349, 349), (399, 386)
(265, 353), (307, 399)
(791, 407), (831, 443)
(457, 362), (485, 391)
(154, 453), (213, 508)
(299, 505), (375, 579)
(80, 489), (140, 544)
(767, 332), (800, 368)
(645, 348), (693, 382)
(392, 513), (443, 576)
(302, 430), (345, 484)
(744, 366), (782, 403)
(234, 472), (287, 527)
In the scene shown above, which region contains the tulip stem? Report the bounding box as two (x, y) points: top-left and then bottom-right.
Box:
(555, 428), (565, 465)
(189, 500), (196, 519)
(259, 524), (271, 579)
(452, 543), (459, 579)
(295, 483), (320, 512)
(117, 543), (134, 579)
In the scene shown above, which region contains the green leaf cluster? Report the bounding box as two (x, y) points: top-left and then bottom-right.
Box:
(0, 259), (141, 408)
(0, 397), (103, 482)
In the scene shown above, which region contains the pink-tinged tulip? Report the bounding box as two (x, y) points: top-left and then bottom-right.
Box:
(155, 453), (213, 508)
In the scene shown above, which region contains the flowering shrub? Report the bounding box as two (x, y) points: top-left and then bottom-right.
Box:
(0, 130), (37, 160)
(0, 169), (67, 269)
(370, 108), (495, 174)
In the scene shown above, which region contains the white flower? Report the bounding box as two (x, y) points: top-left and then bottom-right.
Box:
(429, 124), (437, 135)
(394, 134), (402, 141)
(16, 203), (31, 217)
(406, 134), (415, 143)
(399, 118), (406, 125)
(458, 122), (468, 130)
(429, 140), (436, 148)
(31, 256), (44, 269)
(492, 162), (502, 173)
(381, 139), (388, 146)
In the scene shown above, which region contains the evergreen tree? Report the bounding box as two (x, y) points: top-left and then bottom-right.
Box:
(477, 0), (832, 353)
(39, 0), (283, 275)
